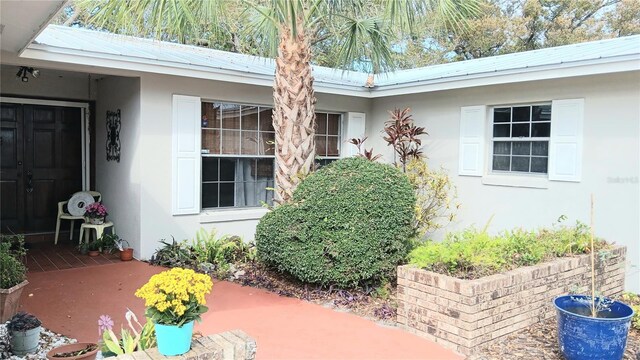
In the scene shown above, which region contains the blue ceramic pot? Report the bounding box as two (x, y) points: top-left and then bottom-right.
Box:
(554, 295), (634, 360)
(154, 320), (194, 356)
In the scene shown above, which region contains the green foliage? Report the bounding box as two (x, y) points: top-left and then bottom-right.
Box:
(256, 157), (416, 288)
(406, 159), (459, 237)
(620, 292), (640, 331)
(150, 230), (255, 278)
(408, 219), (606, 279)
(0, 235), (27, 289)
(101, 311), (156, 357)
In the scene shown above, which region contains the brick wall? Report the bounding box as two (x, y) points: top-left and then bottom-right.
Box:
(397, 247), (626, 355)
(113, 330), (256, 360)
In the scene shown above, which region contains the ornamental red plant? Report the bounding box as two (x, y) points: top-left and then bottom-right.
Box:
(382, 108), (427, 172)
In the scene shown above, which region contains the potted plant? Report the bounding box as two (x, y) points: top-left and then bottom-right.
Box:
(554, 197), (635, 360)
(99, 233), (118, 255)
(78, 240), (101, 257)
(98, 311), (156, 357)
(0, 235), (28, 323)
(115, 238), (134, 261)
(135, 267), (212, 356)
(46, 343), (99, 360)
(8, 311), (42, 356)
(84, 202), (108, 225)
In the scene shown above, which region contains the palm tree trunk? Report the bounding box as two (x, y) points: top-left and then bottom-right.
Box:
(272, 23), (316, 204)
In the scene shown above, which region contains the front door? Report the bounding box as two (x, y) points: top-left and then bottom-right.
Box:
(0, 102), (83, 234)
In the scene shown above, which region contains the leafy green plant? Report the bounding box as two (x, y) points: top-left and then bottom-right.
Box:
(0, 235), (27, 289)
(620, 293), (640, 330)
(256, 157), (416, 287)
(77, 239), (101, 253)
(8, 312), (41, 332)
(99, 233), (121, 253)
(149, 238), (195, 268)
(99, 311), (156, 357)
(408, 219), (608, 279)
(406, 159), (459, 237)
(191, 229), (253, 277)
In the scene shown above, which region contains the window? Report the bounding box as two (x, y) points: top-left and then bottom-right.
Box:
(491, 104), (551, 174)
(201, 101), (341, 208)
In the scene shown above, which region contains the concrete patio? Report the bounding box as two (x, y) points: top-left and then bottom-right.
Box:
(19, 260), (461, 360)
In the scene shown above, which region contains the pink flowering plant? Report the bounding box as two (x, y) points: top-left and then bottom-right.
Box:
(98, 310), (156, 356)
(85, 202), (108, 219)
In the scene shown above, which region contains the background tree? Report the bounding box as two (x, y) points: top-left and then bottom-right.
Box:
(70, 0), (480, 203)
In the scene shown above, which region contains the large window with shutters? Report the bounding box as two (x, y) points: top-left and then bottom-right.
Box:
(200, 101), (341, 209)
(491, 104), (551, 174)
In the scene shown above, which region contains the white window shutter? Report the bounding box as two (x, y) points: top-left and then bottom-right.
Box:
(342, 112), (366, 158)
(458, 106), (486, 176)
(172, 95), (201, 215)
(549, 99), (584, 182)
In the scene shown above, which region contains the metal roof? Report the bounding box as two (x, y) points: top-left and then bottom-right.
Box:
(29, 25), (640, 95)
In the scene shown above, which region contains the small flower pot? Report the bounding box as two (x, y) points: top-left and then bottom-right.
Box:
(46, 342), (99, 360)
(88, 217), (104, 225)
(119, 248), (134, 261)
(87, 250), (100, 257)
(10, 326), (41, 356)
(154, 321), (194, 356)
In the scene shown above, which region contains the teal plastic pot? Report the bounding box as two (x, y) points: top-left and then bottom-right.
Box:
(154, 321), (194, 356)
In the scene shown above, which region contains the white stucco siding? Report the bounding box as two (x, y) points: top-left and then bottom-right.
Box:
(0, 65), (98, 100)
(138, 73), (372, 259)
(96, 76), (142, 258)
(368, 71), (640, 292)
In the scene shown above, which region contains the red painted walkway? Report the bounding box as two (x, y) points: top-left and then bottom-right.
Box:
(20, 261), (461, 360)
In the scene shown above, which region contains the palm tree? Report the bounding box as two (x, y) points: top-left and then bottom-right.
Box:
(72, 0), (480, 203)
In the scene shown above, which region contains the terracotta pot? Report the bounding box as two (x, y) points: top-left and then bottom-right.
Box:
(87, 250), (100, 257)
(119, 248), (134, 261)
(46, 342), (99, 360)
(0, 280), (29, 323)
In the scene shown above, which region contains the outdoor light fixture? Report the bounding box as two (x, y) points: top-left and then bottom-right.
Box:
(16, 66), (39, 82)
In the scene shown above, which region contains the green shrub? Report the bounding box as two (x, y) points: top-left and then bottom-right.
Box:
(620, 293), (640, 330)
(0, 235), (27, 289)
(256, 157), (416, 287)
(408, 220), (606, 279)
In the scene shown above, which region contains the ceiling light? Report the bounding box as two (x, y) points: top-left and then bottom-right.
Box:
(15, 67), (40, 82)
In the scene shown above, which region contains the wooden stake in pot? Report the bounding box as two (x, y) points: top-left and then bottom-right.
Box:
(590, 193), (596, 317)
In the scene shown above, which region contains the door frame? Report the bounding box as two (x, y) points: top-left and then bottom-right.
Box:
(0, 96), (91, 190)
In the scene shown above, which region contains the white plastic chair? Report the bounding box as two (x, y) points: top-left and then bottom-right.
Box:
(54, 191), (101, 245)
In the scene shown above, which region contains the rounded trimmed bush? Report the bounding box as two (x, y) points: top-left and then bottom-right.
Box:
(256, 157), (415, 287)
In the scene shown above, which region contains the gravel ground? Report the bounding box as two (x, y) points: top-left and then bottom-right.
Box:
(0, 323), (77, 360)
(468, 317), (639, 360)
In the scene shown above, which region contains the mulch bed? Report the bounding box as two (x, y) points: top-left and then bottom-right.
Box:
(467, 317), (639, 360)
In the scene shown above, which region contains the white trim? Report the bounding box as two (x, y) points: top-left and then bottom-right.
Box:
(200, 208), (269, 224)
(0, 96), (91, 191)
(482, 174), (549, 189)
(16, 1), (69, 56)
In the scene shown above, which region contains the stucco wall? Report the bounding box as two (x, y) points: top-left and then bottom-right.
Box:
(0, 65), (98, 100)
(138, 74), (372, 259)
(96, 76), (142, 257)
(368, 71), (640, 292)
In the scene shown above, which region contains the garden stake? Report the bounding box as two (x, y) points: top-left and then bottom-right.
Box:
(590, 193), (596, 317)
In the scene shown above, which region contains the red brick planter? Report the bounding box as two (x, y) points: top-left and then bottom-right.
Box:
(397, 246), (626, 355)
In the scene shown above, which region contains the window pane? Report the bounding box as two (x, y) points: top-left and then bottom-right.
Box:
(221, 130), (240, 154)
(512, 141), (531, 155)
(202, 158), (219, 182)
(493, 156), (510, 171)
(532, 141), (549, 156)
(512, 123), (530, 137)
(316, 113), (327, 134)
(327, 136), (339, 156)
(202, 129), (220, 154)
(531, 123), (551, 137)
(494, 141), (511, 155)
(219, 158), (235, 181)
(327, 114), (340, 135)
(315, 135), (327, 156)
(512, 106), (530, 122)
(261, 132), (275, 155)
(511, 156), (530, 172)
(242, 106), (259, 130)
(259, 108), (274, 131)
(242, 131), (259, 155)
(219, 183), (235, 207)
(221, 104), (240, 129)
(493, 108), (511, 123)
(256, 158), (274, 179)
(531, 157), (548, 173)
(201, 103), (220, 129)
(202, 183), (219, 208)
(493, 124), (510, 137)
(532, 105), (551, 122)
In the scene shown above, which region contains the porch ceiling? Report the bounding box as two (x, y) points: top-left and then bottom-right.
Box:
(0, 0), (67, 54)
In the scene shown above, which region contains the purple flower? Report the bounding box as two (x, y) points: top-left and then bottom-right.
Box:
(98, 314), (114, 335)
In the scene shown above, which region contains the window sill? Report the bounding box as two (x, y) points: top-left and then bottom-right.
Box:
(200, 207), (269, 223)
(482, 174), (549, 189)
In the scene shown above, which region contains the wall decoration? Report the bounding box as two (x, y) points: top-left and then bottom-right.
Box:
(106, 109), (121, 162)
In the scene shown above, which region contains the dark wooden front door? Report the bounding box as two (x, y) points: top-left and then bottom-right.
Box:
(1, 103), (83, 234)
